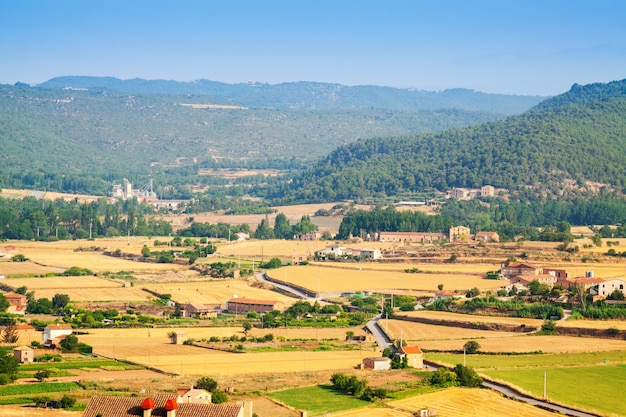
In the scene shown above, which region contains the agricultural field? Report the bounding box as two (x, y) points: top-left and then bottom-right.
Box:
(267, 265), (508, 294)
(387, 387), (557, 417)
(0, 238), (187, 274)
(380, 318), (520, 342)
(395, 310), (545, 328)
(428, 351), (626, 416)
(80, 325), (373, 376)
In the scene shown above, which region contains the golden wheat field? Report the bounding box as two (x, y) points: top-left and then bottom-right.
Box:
(1, 238), (187, 273)
(81, 326), (372, 375)
(558, 319), (626, 330)
(395, 311), (545, 328)
(388, 387), (558, 417)
(380, 319), (519, 341)
(268, 265), (508, 293)
(328, 407), (412, 417)
(0, 406), (81, 417)
(417, 334), (626, 353)
(308, 261), (499, 275)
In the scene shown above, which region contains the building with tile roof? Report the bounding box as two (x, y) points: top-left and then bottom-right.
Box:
(82, 393), (247, 417)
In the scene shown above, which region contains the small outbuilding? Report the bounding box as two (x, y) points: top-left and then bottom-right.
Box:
(362, 356), (392, 371)
(13, 346), (34, 364)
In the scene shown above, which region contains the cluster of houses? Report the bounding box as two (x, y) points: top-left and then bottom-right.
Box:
(500, 260), (626, 299)
(180, 297), (285, 320)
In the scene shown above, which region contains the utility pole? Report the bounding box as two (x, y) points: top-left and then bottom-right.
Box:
(543, 370), (547, 400)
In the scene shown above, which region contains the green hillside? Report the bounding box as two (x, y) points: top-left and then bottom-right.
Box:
(262, 79), (626, 203)
(0, 83), (510, 194)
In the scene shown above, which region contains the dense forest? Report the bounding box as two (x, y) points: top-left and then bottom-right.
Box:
(0, 82), (522, 195)
(260, 79), (626, 204)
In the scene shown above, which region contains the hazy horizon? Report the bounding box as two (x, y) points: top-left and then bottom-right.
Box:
(2, 0), (625, 96)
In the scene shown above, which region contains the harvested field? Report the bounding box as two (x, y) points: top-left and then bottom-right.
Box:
(380, 319), (519, 341)
(388, 387), (557, 417)
(395, 311), (545, 328)
(268, 265), (508, 293)
(0, 260), (63, 275)
(560, 319), (626, 330)
(329, 408), (412, 417)
(3, 238), (186, 273)
(0, 406), (81, 417)
(309, 261), (499, 275)
(81, 326), (372, 376)
(419, 334), (626, 353)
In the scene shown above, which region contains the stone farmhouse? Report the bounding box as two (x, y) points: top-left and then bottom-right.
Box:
(4, 293), (27, 314)
(362, 356), (392, 370)
(447, 185), (496, 200)
(226, 298), (285, 314)
(182, 303), (221, 319)
(400, 346), (424, 368)
(500, 261), (542, 280)
(378, 231), (447, 243)
(595, 278), (626, 298)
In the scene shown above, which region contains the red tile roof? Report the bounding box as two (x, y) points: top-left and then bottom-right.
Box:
(402, 346), (423, 354)
(82, 394), (243, 417)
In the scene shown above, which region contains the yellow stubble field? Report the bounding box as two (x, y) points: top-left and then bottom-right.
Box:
(8, 275), (298, 306)
(80, 326), (373, 376)
(382, 315), (626, 353)
(1, 238), (186, 273)
(387, 387), (558, 417)
(268, 265), (508, 293)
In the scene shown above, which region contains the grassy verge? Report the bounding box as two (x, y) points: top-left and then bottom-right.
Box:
(0, 382), (81, 396)
(20, 359), (141, 371)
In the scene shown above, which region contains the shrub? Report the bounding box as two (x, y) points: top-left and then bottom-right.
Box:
(212, 390), (228, 404)
(463, 340), (480, 354)
(429, 367), (458, 387)
(454, 364), (482, 387)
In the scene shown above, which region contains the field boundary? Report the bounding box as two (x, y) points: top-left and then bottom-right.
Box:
(394, 314), (537, 333)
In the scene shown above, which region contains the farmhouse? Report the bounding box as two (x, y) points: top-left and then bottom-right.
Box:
(512, 273), (559, 288)
(82, 394), (250, 417)
(474, 231), (500, 242)
(42, 323), (73, 346)
(500, 261), (541, 280)
(182, 303), (221, 319)
(400, 345), (424, 368)
(353, 248), (383, 260)
(362, 356), (392, 370)
(295, 231), (321, 241)
(449, 225), (471, 241)
(3, 293), (27, 314)
(378, 231), (447, 243)
(566, 276), (605, 290)
(596, 278), (626, 298)
(177, 387), (212, 404)
(226, 298), (285, 314)
(315, 245), (347, 259)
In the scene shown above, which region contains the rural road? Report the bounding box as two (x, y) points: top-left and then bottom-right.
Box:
(365, 314), (394, 351)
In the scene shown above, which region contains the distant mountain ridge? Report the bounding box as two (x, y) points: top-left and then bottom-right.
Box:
(38, 76), (545, 114)
(262, 78), (626, 203)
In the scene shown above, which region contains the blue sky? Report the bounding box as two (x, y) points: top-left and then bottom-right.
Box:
(1, 0), (624, 95)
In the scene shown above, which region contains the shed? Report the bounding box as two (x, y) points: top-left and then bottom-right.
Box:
(362, 356), (392, 370)
(13, 346), (34, 364)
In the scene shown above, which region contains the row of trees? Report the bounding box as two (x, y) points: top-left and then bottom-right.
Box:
(0, 196), (172, 241)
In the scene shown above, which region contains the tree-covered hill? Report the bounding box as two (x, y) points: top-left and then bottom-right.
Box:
(38, 76), (544, 114)
(0, 81), (527, 195)
(261, 79), (626, 203)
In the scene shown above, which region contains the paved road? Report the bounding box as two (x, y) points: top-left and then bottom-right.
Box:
(365, 314), (394, 351)
(255, 272), (312, 300)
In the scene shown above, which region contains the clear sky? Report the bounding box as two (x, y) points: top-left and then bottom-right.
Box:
(1, 0), (624, 95)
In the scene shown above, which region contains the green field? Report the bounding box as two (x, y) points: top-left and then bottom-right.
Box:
(0, 382), (81, 396)
(267, 385), (370, 416)
(483, 366), (626, 416)
(426, 351), (626, 416)
(19, 358), (140, 371)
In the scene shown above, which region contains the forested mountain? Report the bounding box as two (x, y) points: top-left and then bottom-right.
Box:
(38, 76), (544, 114)
(261, 79), (626, 203)
(0, 82), (516, 195)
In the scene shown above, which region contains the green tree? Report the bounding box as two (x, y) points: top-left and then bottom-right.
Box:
(454, 364), (482, 387)
(273, 213), (292, 240)
(211, 390), (228, 404)
(429, 367), (458, 387)
(242, 321), (252, 336)
(0, 294), (8, 312)
(2, 323), (19, 343)
(60, 334), (79, 352)
(34, 369), (51, 382)
(52, 294), (70, 309)
(607, 289), (625, 301)
(0, 354), (19, 382)
(463, 340), (480, 354)
(254, 216), (275, 240)
(261, 258), (282, 269)
(194, 376), (218, 392)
